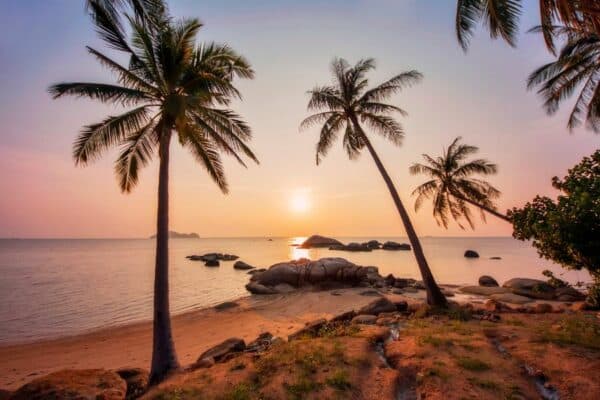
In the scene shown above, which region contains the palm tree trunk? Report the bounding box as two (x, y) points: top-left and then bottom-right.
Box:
(453, 194), (511, 223)
(352, 119), (447, 306)
(149, 130), (179, 385)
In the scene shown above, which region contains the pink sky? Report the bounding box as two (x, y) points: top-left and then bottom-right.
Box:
(0, 0), (598, 238)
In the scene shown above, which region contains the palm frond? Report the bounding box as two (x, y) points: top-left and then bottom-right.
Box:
(115, 118), (158, 192)
(74, 106), (151, 165)
(49, 82), (151, 106)
(181, 126), (228, 193)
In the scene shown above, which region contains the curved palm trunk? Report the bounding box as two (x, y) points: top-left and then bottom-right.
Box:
(453, 194), (511, 223)
(352, 119), (447, 306)
(149, 131), (180, 385)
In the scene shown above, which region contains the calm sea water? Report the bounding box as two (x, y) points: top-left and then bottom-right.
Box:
(0, 237), (590, 344)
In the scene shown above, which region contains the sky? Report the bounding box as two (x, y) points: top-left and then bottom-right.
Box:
(0, 0), (598, 239)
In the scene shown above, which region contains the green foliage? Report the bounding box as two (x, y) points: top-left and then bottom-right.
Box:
(509, 150), (600, 306)
(467, 377), (500, 390)
(536, 314), (600, 349)
(455, 356), (491, 371)
(325, 369), (352, 391)
(542, 270), (569, 288)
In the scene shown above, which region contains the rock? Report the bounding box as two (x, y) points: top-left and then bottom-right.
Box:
(459, 286), (509, 296)
(394, 278), (417, 288)
(490, 256), (502, 260)
(214, 301), (238, 311)
(376, 317), (397, 326)
(194, 357), (215, 369)
(358, 297), (398, 315)
(413, 281), (426, 290)
(273, 283), (296, 293)
(187, 253), (238, 262)
(464, 250), (479, 258)
(246, 332), (274, 353)
(330, 310), (356, 323)
(484, 299), (511, 312)
(10, 369), (127, 400)
(351, 315), (377, 325)
(330, 290), (342, 296)
(246, 257), (385, 294)
(401, 286), (419, 293)
(554, 286), (586, 301)
(384, 274), (396, 286)
(392, 288), (404, 295)
(394, 300), (408, 312)
(533, 303), (554, 313)
(197, 338), (246, 363)
(489, 293), (534, 304)
(233, 261), (254, 270)
(365, 240), (381, 249)
(288, 318), (327, 341)
(300, 235), (343, 248)
(245, 282), (278, 295)
(382, 241), (411, 250)
(205, 260), (220, 267)
(0, 390), (11, 400)
(478, 275), (499, 287)
(329, 242), (372, 252)
(115, 367), (148, 399)
(247, 268), (266, 275)
(503, 278), (553, 292)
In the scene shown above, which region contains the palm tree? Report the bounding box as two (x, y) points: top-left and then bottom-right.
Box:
(301, 58), (447, 307)
(49, 0), (257, 384)
(527, 27), (600, 133)
(410, 137), (509, 229)
(454, 0), (600, 52)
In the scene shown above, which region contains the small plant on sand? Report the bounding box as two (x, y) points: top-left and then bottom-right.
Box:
(326, 369), (352, 391)
(537, 314), (600, 350)
(467, 377), (500, 390)
(217, 383), (255, 400)
(285, 378), (323, 400)
(455, 356), (491, 372)
(419, 334), (454, 348)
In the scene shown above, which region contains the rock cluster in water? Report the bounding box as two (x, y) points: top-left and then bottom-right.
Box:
(187, 252), (239, 267)
(300, 235), (411, 252)
(245, 257), (426, 295)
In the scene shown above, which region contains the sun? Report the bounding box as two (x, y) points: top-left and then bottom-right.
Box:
(290, 189), (311, 213)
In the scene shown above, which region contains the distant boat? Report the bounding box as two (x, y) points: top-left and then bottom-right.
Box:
(149, 231), (200, 239)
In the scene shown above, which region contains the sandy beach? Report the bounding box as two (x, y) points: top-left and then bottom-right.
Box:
(0, 288), (413, 390)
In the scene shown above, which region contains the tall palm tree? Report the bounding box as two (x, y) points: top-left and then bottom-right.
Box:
(410, 137), (509, 229)
(301, 58), (447, 307)
(527, 27), (600, 133)
(49, 0), (257, 384)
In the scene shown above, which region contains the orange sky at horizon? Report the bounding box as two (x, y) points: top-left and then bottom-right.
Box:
(0, 0), (599, 239)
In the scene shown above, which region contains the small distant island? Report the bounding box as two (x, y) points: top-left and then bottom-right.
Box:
(149, 231), (200, 239)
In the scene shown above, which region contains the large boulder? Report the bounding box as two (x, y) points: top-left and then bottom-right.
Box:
(233, 260), (254, 270)
(459, 286), (509, 296)
(246, 257), (383, 294)
(10, 369), (127, 400)
(478, 275), (499, 287)
(197, 338), (246, 364)
(205, 260), (219, 267)
(489, 293), (534, 304)
(299, 235), (343, 248)
(382, 241), (411, 251)
(357, 297), (398, 315)
(365, 240), (381, 249)
(503, 278), (556, 300)
(464, 250), (479, 258)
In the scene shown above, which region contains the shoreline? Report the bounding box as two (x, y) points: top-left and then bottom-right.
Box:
(0, 288), (414, 390)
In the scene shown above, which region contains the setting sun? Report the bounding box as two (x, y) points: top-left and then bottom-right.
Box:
(290, 189), (311, 213)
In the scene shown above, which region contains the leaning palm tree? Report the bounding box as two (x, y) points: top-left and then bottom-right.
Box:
(49, 0), (257, 384)
(301, 58), (447, 307)
(527, 27), (600, 133)
(410, 137), (509, 229)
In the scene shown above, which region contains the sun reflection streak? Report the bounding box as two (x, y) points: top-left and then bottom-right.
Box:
(289, 236), (310, 260)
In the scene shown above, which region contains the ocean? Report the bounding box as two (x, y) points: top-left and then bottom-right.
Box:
(0, 237), (590, 344)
